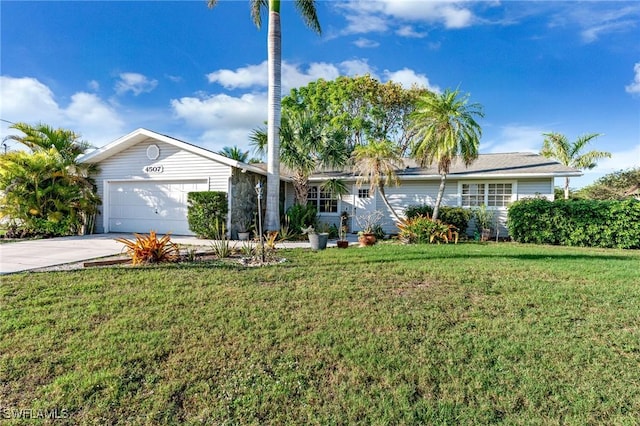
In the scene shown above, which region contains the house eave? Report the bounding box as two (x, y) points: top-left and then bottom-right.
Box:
(77, 128), (267, 176)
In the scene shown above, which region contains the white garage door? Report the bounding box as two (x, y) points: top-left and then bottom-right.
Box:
(108, 180), (209, 235)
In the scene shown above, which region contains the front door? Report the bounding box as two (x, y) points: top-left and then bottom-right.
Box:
(352, 185), (376, 232)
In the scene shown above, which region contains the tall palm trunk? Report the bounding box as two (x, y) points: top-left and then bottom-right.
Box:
(377, 184), (401, 222)
(564, 176), (570, 200)
(265, 3), (282, 232)
(432, 173), (447, 221)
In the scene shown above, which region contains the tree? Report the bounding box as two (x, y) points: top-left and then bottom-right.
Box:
(540, 132), (611, 200)
(0, 123), (100, 236)
(208, 0), (321, 231)
(283, 75), (427, 154)
(577, 167), (640, 200)
(218, 146), (250, 162)
(351, 139), (404, 222)
(409, 88), (483, 220)
(250, 110), (348, 205)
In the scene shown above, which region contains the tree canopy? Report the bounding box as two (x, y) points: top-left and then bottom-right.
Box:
(282, 75), (427, 154)
(578, 167), (640, 200)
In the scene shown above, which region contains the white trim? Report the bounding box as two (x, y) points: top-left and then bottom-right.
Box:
(79, 128), (267, 176)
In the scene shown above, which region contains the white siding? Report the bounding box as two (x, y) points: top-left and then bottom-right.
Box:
(515, 178), (555, 201)
(92, 138), (232, 233)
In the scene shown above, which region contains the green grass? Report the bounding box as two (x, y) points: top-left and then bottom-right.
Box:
(1, 242), (639, 425)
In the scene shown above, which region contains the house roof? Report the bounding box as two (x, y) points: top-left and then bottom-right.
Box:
(77, 128), (267, 176)
(308, 152), (582, 181)
(78, 129), (580, 182)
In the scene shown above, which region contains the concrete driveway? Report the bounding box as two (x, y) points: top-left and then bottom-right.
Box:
(0, 234), (210, 275)
(0, 233), (351, 274)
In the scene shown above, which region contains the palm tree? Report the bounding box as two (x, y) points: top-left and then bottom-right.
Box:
(250, 109), (348, 205)
(351, 139), (404, 222)
(208, 0), (321, 231)
(2, 123), (100, 235)
(218, 146), (250, 162)
(540, 132), (611, 199)
(4, 122), (93, 164)
(409, 88), (484, 220)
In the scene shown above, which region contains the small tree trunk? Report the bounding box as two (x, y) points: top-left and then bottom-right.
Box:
(432, 173), (447, 221)
(378, 184), (401, 222)
(564, 177), (570, 200)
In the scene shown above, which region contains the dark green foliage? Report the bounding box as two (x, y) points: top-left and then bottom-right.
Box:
(439, 207), (472, 233)
(187, 192), (228, 239)
(404, 204), (434, 219)
(371, 223), (385, 240)
(404, 205), (471, 233)
(285, 203), (317, 234)
(507, 198), (640, 249)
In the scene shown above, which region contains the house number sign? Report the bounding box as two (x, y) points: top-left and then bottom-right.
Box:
(143, 165), (164, 174)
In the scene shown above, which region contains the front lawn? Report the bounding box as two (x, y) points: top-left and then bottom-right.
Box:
(1, 243), (639, 424)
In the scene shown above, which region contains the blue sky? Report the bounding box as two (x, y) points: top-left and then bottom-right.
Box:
(1, 0), (639, 188)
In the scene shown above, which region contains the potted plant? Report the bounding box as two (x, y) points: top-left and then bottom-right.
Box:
(336, 211), (350, 248)
(337, 225), (349, 248)
(301, 225), (328, 251)
(472, 204), (494, 241)
(356, 211), (383, 247)
(237, 219), (252, 241)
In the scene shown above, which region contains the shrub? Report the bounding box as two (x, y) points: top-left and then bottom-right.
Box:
(285, 204), (317, 238)
(507, 198), (640, 249)
(209, 218), (234, 258)
(404, 204), (433, 219)
(439, 207), (472, 234)
(187, 192), (228, 239)
(397, 216), (458, 244)
(115, 231), (180, 265)
(404, 205), (471, 235)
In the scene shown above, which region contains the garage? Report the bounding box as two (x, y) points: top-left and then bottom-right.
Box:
(107, 180), (208, 235)
(78, 128), (269, 236)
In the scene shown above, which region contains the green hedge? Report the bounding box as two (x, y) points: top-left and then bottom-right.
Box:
(187, 192), (228, 239)
(507, 198), (640, 249)
(404, 205), (471, 234)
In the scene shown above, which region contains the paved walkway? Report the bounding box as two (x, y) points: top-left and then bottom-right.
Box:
(0, 233), (359, 275)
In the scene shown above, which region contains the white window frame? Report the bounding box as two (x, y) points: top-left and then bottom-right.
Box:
(458, 181), (517, 209)
(308, 185), (340, 215)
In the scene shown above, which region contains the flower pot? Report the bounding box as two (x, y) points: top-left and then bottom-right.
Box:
(238, 232), (250, 241)
(336, 240), (349, 249)
(308, 233), (329, 250)
(358, 233), (376, 247)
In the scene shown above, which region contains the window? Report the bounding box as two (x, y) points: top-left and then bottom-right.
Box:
(308, 186), (338, 213)
(461, 183), (513, 207)
(462, 183), (485, 207)
(358, 188), (370, 198)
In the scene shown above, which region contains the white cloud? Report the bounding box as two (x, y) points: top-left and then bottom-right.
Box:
(482, 125), (546, 154)
(0, 76), (62, 123)
(396, 26), (427, 38)
(340, 59), (376, 77)
(207, 63), (267, 89)
(170, 93), (266, 148)
(207, 60), (348, 93)
(625, 62), (640, 95)
(0, 76), (125, 146)
(88, 80), (100, 91)
(114, 72), (158, 96)
(383, 68), (440, 91)
(336, 0), (475, 35)
(354, 38), (380, 48)
(586, 144), (640, 175)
